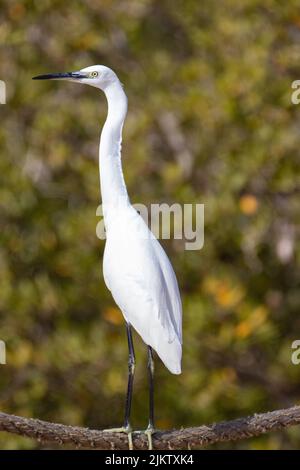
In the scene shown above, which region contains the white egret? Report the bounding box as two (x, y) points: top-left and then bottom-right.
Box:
(33, 66), (182, 450)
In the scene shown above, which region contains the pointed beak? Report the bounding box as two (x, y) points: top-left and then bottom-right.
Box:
(32, 71), (87, 80)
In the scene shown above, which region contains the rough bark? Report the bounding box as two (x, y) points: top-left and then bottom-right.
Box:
(0, 405), (300, 450)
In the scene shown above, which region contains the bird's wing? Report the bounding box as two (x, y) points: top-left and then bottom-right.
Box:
(151, 238), (182, 343)
(104, 236), (182, 375)
(103, 209), (182, 347)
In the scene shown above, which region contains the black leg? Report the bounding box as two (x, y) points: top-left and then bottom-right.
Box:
(147, 346), (155, 429)
(124, 322), (135, 429)
(103, 323), (135, 450)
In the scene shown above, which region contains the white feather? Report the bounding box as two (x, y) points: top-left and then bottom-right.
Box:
(103, 204), (182, 374)
(90, 65), (183, 374)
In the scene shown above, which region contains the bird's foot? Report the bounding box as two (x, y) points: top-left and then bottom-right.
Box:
(134, 424), (156, 450)
(103, 425), (133, 450)
(145, 423), (156, 450)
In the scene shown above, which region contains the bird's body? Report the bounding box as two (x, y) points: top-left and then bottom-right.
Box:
(103, 203), (182, 374)
(99, 72), (182, 374)
(33, 65), (182, 448)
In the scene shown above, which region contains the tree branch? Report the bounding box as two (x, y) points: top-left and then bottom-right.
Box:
(0, 405), (300, 450)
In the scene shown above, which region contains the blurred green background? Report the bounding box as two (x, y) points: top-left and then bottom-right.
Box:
(0, 0), (299, 450)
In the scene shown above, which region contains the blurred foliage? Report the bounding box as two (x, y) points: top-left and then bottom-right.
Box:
(0, 0), (300, 450)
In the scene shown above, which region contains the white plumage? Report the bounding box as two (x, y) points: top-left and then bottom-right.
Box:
(96, 65), (182, 374)
(103, 203), (182, 374)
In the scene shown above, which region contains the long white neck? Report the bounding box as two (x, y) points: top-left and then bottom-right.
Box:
(99, 80), (129, 222)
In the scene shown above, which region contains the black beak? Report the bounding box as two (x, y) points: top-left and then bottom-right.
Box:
(32, 72), (87, 80)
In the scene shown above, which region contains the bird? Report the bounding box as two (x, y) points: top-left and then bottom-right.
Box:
(32, 65), (182, 450)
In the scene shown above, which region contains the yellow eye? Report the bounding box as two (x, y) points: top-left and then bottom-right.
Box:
(90, 71), (98, 78)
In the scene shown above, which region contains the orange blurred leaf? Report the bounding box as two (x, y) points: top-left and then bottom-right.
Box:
(239, 194), (258, 215)
(103, 307), (123, 325)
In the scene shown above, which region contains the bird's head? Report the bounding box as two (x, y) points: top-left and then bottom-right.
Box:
(32, 65), (119, 91)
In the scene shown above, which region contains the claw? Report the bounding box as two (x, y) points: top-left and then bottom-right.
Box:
(103, 425), (133, 450)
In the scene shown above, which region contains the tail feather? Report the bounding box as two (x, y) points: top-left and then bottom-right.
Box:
(149, 331), (182, 375)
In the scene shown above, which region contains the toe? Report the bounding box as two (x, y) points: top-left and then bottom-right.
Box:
(128, 431), (133, 450)
(145, 427), (154, 450)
